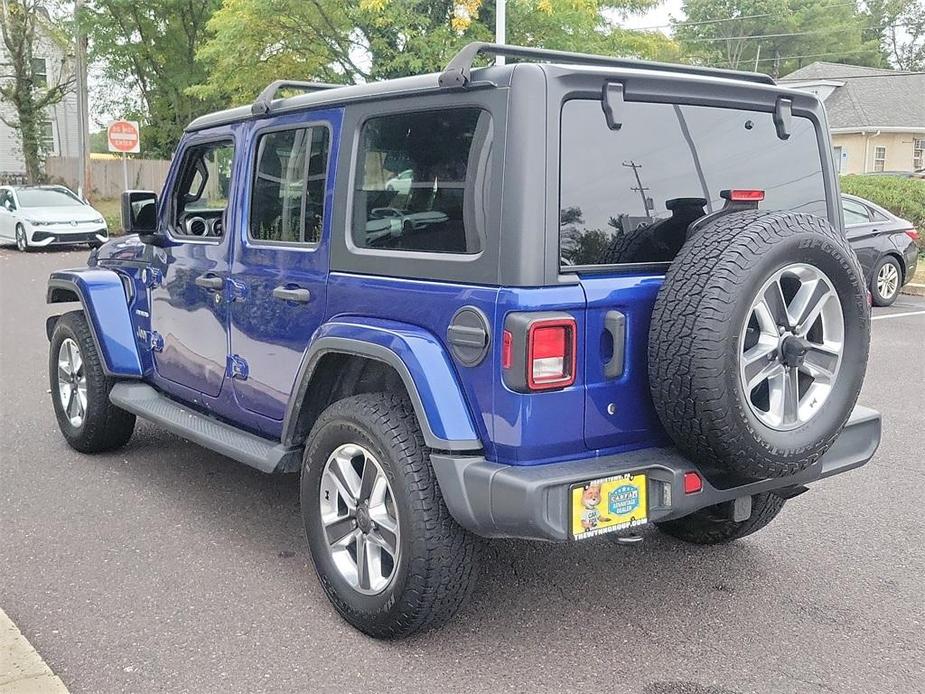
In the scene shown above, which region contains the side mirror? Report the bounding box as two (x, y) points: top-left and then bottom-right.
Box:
(2, 199), (14, 212)
(121, 190), (167, 245)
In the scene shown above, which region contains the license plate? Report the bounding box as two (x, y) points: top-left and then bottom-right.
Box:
(570, 473), (647, 540)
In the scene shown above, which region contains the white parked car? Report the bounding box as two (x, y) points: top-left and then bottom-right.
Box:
(0, 185), (109, 252)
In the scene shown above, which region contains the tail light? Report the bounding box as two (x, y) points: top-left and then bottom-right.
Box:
(722, 189), (765, 202)
(527, 319), (577, 390)
(502, 313), (577, 392)
(904, 228), (919, 241)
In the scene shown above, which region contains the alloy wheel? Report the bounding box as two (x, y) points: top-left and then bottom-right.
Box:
(877, 261), (899, 300)
(739, 263), (844, 431)
(15, 226), (26, 251)
(57, 338), (88, 427)
(319, 443), (400, 595)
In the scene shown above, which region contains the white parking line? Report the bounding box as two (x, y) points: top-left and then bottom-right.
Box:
(871, 310), (925, 321)
(0, 608), (68, 693)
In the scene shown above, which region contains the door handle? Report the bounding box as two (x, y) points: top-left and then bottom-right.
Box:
(194, 274), (224, 291)
(603, 310), (626, 379)
(272, 285), (312, 303)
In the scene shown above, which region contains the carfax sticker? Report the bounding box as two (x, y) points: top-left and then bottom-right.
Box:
(570, 473), (648, 540)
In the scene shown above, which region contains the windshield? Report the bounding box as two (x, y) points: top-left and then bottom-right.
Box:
(560, 100), (828, 267)
(16, 188), (84, 208)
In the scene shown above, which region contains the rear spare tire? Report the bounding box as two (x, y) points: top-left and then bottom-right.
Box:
(649, 210), (869, 478)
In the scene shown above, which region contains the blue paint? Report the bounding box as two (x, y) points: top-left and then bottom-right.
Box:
(48, 269), (143, 377)
(308, 318), (480, 445)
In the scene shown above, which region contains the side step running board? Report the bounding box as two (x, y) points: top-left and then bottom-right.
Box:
(109, 382), (301, 474)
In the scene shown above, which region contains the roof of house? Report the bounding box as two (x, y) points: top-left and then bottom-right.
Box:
(779, 62), (925, 130)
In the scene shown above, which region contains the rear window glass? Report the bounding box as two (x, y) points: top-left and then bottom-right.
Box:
(351, 108), (492, 254)
(560, 100), (827, 267)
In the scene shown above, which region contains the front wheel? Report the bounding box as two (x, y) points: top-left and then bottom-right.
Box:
(49, 311), (136, 452)
(301, 393), (478, 639)
(871, 256), (902, 307)
(15, 224), (30, 252)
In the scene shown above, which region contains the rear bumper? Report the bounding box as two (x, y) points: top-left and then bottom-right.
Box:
(432, 405), (881, 541)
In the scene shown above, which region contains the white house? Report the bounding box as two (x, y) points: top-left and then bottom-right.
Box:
(779, 62), (925, 175)
(0, 25), (79, 180)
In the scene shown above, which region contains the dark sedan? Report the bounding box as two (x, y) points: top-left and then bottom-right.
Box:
(842, 194), (920, 306)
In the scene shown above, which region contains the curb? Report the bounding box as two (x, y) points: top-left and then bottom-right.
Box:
(0, 608), (68, 693)
(900, 282), (925, 297)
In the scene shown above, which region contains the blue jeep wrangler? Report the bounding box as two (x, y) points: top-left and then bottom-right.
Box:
(46, 43), (880, 638)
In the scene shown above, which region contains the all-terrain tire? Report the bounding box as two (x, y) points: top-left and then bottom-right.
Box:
(649, 210), (869, 478)
(655, 493), (786, 544)
(301, 393), (478, 639)
(49, 311), (136, 452)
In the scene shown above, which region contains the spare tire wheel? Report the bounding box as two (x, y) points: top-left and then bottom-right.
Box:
(649, 210), (870, 478)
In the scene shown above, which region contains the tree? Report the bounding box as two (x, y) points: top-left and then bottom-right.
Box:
(83, 0), (223, 157)
(866, 0), (925, 69)
(193, 0), (680, 105)
(0, 0), (75, 182)
(676, 0), (883, 77)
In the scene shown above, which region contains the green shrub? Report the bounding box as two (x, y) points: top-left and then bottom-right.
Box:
(840, 175), (925, 252)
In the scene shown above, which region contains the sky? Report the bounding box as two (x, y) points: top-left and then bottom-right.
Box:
(619, 0), (685, 31)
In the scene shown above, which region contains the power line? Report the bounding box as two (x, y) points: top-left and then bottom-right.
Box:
(629, 1), (861, 31)
(679, 22), (907, 43)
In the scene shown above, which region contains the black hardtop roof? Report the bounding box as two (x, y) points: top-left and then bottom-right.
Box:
(186, 42), (780, 133)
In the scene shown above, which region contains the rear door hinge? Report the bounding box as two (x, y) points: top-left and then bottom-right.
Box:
(142, 267), (163, 288)
(142, 329), (164, 352)
(226, 354), (249, 380)
(226, 278), (248, 303)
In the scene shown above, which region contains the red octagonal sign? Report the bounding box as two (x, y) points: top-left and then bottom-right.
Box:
(107, 120), (140, 154)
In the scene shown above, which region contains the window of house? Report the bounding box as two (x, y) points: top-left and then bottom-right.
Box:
(172, 140), (235, 238)
(31, 58), (47, 88)
(39, 119), (56, 154)
(560, 99), (827, 267)
(351, 108), (492, 254)
(250, 126), (329, 245)
(842, 198), (871, 225)
(873, 146), (886, 172)
(914, 138), (924, 171)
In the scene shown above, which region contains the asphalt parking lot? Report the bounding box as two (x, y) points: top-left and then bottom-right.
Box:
(1, 246), (923, 694)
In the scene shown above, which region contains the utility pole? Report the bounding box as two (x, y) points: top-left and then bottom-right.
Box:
(622, 160), (651, 215)
(74, 0), (90, 199)
(496, 0), (506, 65)
(754, 44), (761, 72)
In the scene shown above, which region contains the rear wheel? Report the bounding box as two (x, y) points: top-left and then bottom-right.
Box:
(870, 256), (902, 307)
(301, 393), (478, 638)
(49, 311), (136, 452)
(656, 493), (786, 544)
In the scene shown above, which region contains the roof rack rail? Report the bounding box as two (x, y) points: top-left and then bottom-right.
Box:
(252, 80), (341, 116)
(438, 42), (775, 88)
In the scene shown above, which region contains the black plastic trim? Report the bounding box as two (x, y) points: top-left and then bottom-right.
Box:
(432, 405), (880, 540)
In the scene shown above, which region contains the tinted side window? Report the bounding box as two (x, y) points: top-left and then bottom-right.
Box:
(173, 140), (235, 238)
(250, 126), (330, 244)
(560, 100), (827, 266)
(351, 108), (491, 254)
(842, 198), (871, 225)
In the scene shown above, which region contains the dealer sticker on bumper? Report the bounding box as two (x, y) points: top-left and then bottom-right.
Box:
(570, 473), (648, 540)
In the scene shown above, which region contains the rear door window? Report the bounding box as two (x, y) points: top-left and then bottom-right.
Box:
(560, 100), (827, 267)
(351, 108), (492, 254)
(842, 198), (871, 225)
(250, 126), (330, 245)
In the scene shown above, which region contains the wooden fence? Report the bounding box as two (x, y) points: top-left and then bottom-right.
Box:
(45, 156), (172, 199)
